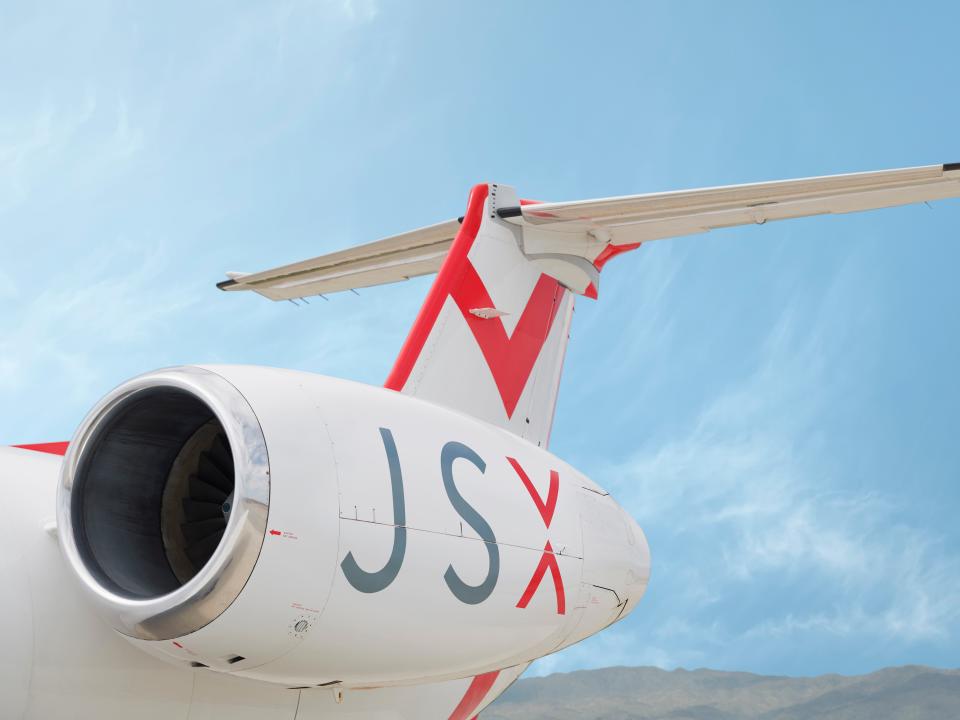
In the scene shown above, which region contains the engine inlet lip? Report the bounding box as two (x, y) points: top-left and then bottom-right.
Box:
(57, 366), (270, 641)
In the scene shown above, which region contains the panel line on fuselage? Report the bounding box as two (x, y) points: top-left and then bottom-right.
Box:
(337, 516), (584, 559)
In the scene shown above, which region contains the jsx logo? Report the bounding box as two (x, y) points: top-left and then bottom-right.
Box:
(340, 428), (565, 615)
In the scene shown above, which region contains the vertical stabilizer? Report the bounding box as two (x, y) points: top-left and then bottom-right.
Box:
(385, 184), (575, 448)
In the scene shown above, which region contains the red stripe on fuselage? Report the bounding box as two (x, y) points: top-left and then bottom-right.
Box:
(447, 671), (500, 720)
(13, 442), (69, 456)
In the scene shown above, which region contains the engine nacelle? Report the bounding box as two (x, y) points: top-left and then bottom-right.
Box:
(58, 365), (649, 687)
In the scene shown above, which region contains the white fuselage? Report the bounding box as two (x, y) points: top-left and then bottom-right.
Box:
(1, 366), (649, 719)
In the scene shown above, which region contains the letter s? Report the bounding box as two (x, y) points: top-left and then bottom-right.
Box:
(441, 441), (499, 605)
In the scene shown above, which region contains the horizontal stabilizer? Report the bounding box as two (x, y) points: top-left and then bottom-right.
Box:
(514, 163), (960, 243)
(219, 163), (960, 300)
(218, 218), (461, 300)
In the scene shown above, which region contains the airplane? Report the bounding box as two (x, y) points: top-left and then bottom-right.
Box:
(2, 163), (958, 719)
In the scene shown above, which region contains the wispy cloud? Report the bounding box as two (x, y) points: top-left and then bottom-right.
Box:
(0, 240), (196, 400)
(0, 93), (97, 213)
(538, 253), (960, 674)
(339, 0), (379, 23)
(0, 268), (19, 301)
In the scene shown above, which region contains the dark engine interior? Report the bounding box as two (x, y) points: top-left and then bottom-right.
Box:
(71, 388), (235, 599)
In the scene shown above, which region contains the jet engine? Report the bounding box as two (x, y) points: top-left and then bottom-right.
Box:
(58, 365), (649, 688)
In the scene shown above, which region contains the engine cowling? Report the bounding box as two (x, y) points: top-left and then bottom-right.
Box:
(58, 365), (649, 688)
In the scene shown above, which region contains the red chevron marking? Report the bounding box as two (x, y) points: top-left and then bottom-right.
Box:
(385, 183), (567, 418)
(516, 540), (566, 615)
(447, 670), (500, 720)
(452, 264), (563, 418)
(506, 457), (559, 528)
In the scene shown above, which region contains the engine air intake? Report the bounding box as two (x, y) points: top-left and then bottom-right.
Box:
(57, 367), (270, 641)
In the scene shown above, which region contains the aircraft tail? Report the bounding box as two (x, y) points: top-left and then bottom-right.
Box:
(384, 183), (578, 447)
(219, 164), (960, 446)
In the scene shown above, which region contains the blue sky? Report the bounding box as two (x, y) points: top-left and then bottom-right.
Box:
(2, 1), (959, 678)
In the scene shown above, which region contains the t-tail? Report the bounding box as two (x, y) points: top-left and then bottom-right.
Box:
(382, 184), (577, 447)
(219, 164), (960, 446)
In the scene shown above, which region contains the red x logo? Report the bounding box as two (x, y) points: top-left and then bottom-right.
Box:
(507, 457), (565, 615)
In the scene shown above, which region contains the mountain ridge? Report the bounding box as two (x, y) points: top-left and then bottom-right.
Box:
(482, 665), (960, 719)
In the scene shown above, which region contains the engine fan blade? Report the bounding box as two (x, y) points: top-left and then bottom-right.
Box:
(209, 432), (233, 475)
(181, 518), (226, 543)
(188, 475), (228, 503)
(185, 529), (225, 568)
(182, 498), (224, 522)
(198, 452), (233, 494)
